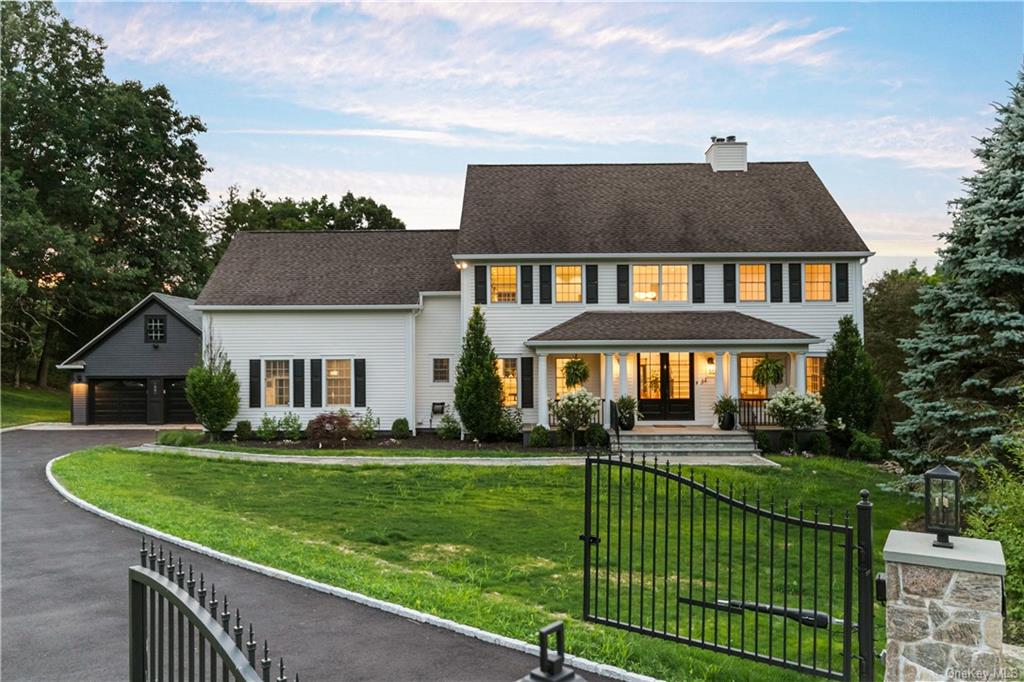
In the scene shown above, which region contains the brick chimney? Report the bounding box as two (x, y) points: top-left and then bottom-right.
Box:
(705, 136), (747, 172)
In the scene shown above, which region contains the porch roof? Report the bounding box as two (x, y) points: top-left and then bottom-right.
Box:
(526, 311), (818, 348)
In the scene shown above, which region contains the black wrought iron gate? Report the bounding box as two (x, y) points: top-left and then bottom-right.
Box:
(581, 454), (874, 681)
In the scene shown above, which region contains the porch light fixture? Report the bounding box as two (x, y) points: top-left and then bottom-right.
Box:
(704, 356), (716, 377)
(924, 464), (961, 549)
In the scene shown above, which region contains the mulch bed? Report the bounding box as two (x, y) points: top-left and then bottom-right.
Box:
(230, 431), (581, 455)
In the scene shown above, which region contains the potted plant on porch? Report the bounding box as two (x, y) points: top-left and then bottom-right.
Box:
(713, 394), (738, 431)
(615, 395), (640, 431)
(752, 357), (785, 394)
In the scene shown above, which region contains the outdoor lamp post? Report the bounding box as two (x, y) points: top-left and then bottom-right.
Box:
(924, 464), (961, 549)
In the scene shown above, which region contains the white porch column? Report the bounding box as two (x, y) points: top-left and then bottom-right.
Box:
(795, 352), (807, 394)
(618, 352), (629, 398)
(537, 353), (549, 426)
(603, 352), (614, 427)
(728, 351), (740, 398)
(714, 351), (725, 398)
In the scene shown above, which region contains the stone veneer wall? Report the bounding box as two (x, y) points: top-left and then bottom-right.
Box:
(885, 561), (1005, 680)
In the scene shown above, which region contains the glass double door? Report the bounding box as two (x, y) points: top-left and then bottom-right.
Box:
(637, 352), (695, 421)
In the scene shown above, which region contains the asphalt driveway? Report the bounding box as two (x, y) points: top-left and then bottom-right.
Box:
(1, 429), (610, 681)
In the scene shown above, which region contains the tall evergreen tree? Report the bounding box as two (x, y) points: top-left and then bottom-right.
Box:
(895, 70), (1024, 472)
(454, 307), (502, 440)
(821, 315), (882, 435)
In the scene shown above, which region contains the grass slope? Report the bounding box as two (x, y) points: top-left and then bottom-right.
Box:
(201, 442), (576, 458)
(53, 450), (914, 681)
(1, 384), (68, 427)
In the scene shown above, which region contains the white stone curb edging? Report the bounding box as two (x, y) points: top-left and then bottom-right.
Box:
(46, 453), (662, 682)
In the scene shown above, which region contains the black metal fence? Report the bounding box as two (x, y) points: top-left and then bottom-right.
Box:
(130, 539), (296, 682)
(739, 398), (776, 427)
(581, 454), (874, 681)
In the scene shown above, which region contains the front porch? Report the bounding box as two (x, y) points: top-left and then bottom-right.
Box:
(526, 311), (822, 431)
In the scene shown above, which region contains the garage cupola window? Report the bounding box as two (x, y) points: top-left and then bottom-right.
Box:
(144, 315), (166, 344)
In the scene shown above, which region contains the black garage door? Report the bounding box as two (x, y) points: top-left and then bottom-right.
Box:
(90, 379), (147, 424)
(165, 378), (195, 423)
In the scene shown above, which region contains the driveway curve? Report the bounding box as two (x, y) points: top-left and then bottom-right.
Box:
(1, 429), (616, 681)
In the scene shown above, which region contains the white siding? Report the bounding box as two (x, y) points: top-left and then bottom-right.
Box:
(206, 310), (415, 430)
(415, 295), (460, 429)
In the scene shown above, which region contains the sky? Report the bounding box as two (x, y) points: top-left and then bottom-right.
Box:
(61, 2), (1023, 282)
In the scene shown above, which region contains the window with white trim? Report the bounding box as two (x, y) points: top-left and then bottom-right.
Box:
(325, 358), (352, 406)
(145, 315), (166, 343)
(432, 358), (450, 383)
(555, 265), (582, 303)
(632, 264), (689, 303)
(264, 360), (291, 407)
(806, 356), (825, 394)
(498, 358), (518, 406)
(490, 266), (517, 303)
(739, 264), (766, 302)
(804, 264), (832, 301)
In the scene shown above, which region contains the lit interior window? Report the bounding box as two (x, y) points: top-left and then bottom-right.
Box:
(325, 359), (352, 406)
(632, 265), (659, 302)
(806, 356), (825, 394)
(662, 265), (688, 302)
(555, 266), (582, 303)
(498, 358), (518, 406)
(739, 355), (767, 399)
(490, 266), (517, 303)
(739, 264), (766, 302)
(264, 360), (290, 407)
(804, 264), (832, 301)
(668, 352), (690, 398)
(638, 352), (661, 399)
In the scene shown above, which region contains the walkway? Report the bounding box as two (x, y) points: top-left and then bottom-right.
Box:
(1, 429), (616, 681)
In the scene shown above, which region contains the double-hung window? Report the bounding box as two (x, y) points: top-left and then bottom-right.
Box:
(804, 264), (832, 301)
(555, 266), (582, 303)
(739, 264), (766, 302)
(144, 315), (166, 344)
(806, 357), (825, 394)
(739, 355), (767, 399)
(498, 358), (518, 406)
(490, 266), (517, 303)
(325, 358), (352, 407)
(432, 358), (450, 383)
(264, 359), (291, 407)
(632, 265), (688, 302)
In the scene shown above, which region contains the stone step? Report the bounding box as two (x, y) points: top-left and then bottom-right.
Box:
(616, 436), (754, 445)
(616, 448), (761, 458)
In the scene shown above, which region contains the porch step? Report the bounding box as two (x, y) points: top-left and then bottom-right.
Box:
(614, 429), (759, 457)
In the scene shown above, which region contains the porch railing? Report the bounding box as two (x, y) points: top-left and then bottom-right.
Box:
(548, 398), (605, 429)
(739, 398), (777, 427)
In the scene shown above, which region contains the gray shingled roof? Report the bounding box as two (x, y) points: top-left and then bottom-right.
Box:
(456, 162), (869, 255)
(196, 230), (460, 306)
(153, 293), (202, 329)
(527, 311), (818, 343)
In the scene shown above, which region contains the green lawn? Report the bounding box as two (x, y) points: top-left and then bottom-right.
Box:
(53, 449), (916, 681)
(1, 384), (68, 427)
(200, 441), (576, 458)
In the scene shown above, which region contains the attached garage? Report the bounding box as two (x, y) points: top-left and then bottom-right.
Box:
(57, 293), (202, 425)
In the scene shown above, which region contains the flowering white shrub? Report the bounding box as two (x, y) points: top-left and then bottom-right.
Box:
(549, 388), (600, 449)
(767, 389), (826, 446)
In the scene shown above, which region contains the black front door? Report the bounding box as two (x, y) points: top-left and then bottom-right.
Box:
(636, 352), (695, 421)
(146, 378), (164, 425)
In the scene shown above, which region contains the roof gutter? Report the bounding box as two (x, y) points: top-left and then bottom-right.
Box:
(525, 337), (820, 348)
(452, 251), (875, 261)
(193, 304), (423, 311)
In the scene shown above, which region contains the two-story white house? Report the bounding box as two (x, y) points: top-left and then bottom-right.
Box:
(195, 138), (871, 434)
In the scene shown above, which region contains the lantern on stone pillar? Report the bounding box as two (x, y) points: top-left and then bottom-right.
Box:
(924, 464), (961, 548)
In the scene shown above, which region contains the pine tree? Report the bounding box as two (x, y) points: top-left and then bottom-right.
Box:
(821, 315), (882, 435)
(454, 306), (503, 440)
(895, 70), (1024, 472)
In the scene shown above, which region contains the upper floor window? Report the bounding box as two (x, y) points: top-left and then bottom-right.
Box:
(325, 358), (352, 406)
(632, 264), (688, 302)
(739, 264), (766, 302)
(555, 266), (582, 303)
(498, 358), (518, 406)
(145, 315), (166, 344)
(432, 357), (450, 383)
(739, 355), (767, 399)
(264, 359), (290, 407)
(804, 264), (832, 301)
(806, 356), (825, 394)
(490, 266), (517, 303)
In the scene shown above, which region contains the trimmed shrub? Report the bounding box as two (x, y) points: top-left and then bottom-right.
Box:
(497, 407), (523, 441)
(549, 388), (600, 449)
(352, 408), (378, 439)
(453, 306), (502, 440)
(848, 429), (884, 461)
(806, 431), (831, 456)
(185, 335), (240, 440)
(280, 412), (304, 440)
(255, 414), (279, 442)
(234, 420), (253, 440)
(306, 412), (352, 442)
(436, 411), (461, 440)
(529, 425), (551, 448)
(157, 429), (205, 447)
(754, 431), (773, 453)
(584, 423), (610, 448)
(766, 390), (826, 449)
(391, 417), (411, 439)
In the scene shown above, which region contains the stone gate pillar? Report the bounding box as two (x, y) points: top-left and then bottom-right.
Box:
(883, 530), (1007, 681)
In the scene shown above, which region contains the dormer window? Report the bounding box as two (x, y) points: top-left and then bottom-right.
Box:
(632, 264), (689, 303)
(144, 315), (166, 344)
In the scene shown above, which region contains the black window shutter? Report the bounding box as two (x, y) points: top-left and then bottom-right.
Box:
(770, 264), (783, 302)
(520, 265), (533, 304)
(520, 356), (534, 409)
(692, 264), (705, 303)
(789, 263), (802, 302)
(836, 263), (849, 302)
(617, 265), (629, 303)
(354, 359), (366, 407)
(248, 360), (261, 408)
(723, 264), (736, 303)
(293, 359), (305, 408)
(539, 265), (552, 304)
(585, 265), (598, 304)
(474, 266), (487, 304)
(310, 359), (322, 408)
